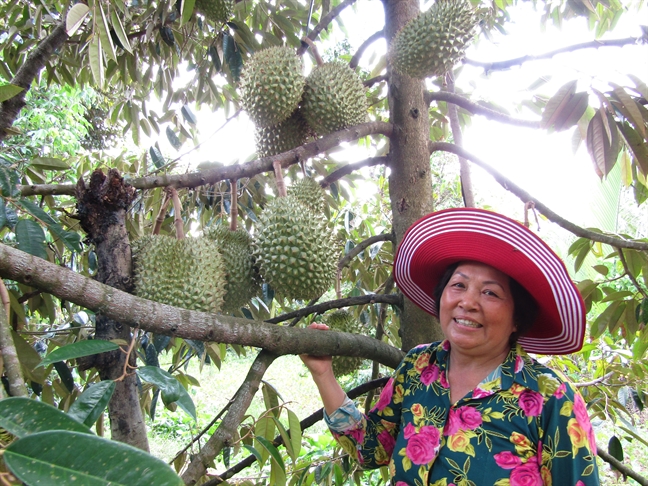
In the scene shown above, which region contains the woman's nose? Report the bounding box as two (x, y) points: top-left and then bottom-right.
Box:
(458, 289), (478, 310)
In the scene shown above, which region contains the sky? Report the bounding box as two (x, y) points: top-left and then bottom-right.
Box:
(151, 1), (648, 256)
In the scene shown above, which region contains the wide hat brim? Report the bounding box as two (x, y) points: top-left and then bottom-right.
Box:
(393, 208), (586, 355)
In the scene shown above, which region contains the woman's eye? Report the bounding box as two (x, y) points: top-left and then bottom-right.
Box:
(484, 289), (499, 297)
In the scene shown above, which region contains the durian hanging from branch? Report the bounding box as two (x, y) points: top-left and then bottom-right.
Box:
(253, 165), (339, 301)
(132, 187), (227, 314)
(390, 0), (478, 79)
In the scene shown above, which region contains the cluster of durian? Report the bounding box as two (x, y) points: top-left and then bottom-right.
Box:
(391, 0), (478, 79)
(325, 309), (366, 377)
(193, 0), (233, 24)
(253, 177), (338, 301)
(239, 46), (369, 157)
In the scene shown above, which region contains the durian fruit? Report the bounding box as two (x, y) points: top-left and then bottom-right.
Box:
(255, 110), (311, 158)
(390, 0), (477, 79)
(326, 310), (365, 378)
(194, 0), (234, 23)
(287, 177), (326, 213)
(253, 195), (338, 301)
(132, 235), (227, 314)
(203, 225), (260, 312)
(301, 61), (368, 136)
(240, 47), (305, 128)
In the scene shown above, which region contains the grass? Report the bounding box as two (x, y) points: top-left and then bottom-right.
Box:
(147, 352), (648, 485)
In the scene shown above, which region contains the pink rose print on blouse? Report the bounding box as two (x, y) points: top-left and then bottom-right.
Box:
(420, 364), (440, 386)
(395, 483), (409, 486)
(472, 386), (494, 399)
(518, 389), (544, 417)
(440, 370), (449, 388)
(372, 378), (394, 412)
(442, 340), (451, 351)
(573, 393), (597, 453)
(494, 451), (522, 470)
(554, 383), (566, 399)
(509, 456), (542, 486)
(515, 355), (524, 373)
(403, 422), (417, 440)
(405, 425), (441, 465)
(347, 426), (365, 444)
(377, 429), (396, 456)
(444, 406), (483, 435)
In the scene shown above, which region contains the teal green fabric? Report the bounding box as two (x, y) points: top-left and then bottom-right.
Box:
(330, 341), (600, 486)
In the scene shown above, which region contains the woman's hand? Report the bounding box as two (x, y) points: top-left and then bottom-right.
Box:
(299, 322), (334, 377)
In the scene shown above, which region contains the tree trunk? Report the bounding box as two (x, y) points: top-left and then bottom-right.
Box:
(75, 169), (149, 452)
(383, 0), (443, 351)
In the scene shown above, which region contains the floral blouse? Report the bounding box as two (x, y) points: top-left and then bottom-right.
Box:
(327, 341), (600, 486)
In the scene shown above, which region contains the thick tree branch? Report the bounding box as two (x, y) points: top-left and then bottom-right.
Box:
(597, 445), (648, 486)
(18, 122), (393, 197)
(207, 377), (390, 485)
(464, 36), (645, 72)
(337, 233), (395, 271)
(0, 284), (27, 397)
(297, 0), (360, 56)
(0, 243), (405, 369)
(350, 30), (384, 69)
(429, 142), (648, 252)
(0, 21), (68, 142)
(425, 91), (541, 129)
(320, 156), (390, 188)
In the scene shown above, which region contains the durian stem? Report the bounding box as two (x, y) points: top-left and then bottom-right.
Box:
(335, 268), (342, 299)
(273, 160), (288, 198)
(230, 179), (238, 231)
(152, 191), (172, 235)
(300, 37), (324, 66)
(168, 187), (185, 240)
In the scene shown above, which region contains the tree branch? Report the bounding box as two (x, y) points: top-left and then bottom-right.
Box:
(19, 122), (393, 197)
(0, 281), (27, 397)
(350, 30), (384, 69)
(425, 91), (541, 129)
(464, 37), (645, 72)
(207, 377), (390, 485)
(320, 156), (390, 188)
(428, 142), (648, 251)
(337, 233), (395, 271)
(0, 243), (405, 369)
(597, 445), (648, 486)
(0, 21), (68, 143)
(617, 248), (648, 299)
(297, 0), (360, 56)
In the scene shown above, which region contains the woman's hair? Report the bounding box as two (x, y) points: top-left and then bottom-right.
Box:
(432, 262), (539, 347)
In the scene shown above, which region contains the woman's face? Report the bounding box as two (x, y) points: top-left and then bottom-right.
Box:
(439, 262), (516, 358)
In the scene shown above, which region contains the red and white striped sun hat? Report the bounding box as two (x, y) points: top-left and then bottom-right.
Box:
(393, 208), (586, 355)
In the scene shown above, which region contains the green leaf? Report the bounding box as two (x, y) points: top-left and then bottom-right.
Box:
(15, 198), (82, 252)
(256, 436), (285, 472)
(541, 80), (576, 129)
(618, 121), (648, 175)
(0, 83), (24, 102)
(110, 10), (132, 53)
(243, 444), (264, 464)
(96, 2), (117, 62)
(137, 366), (196, 420)
(30, 157), (70, 171)
(181, 105), (198, 125)
(150, 146), (165, 168)
(0, 398), (90, 438)
(0, 164), (21, 197)
(262, 381), (281, 418)
(16, 219), (48, 259)
(166, 126), (182, 150)
(612, 85), (646, 139)
(68, 381), (116, 427)
(272, 417), (294, 461)
(287, 410), (302, 460)
(4, 431), (183, 485)
(586, 109), (620, 178)
(181, 0), (196, 24)
(223, 34), (243, 81)
(39, 340), (120, 368)
(89, 35), (104, 88)
(66, 3), (91, 36)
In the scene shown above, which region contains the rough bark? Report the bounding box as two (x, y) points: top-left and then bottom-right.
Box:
(0, 287), (27, 397)
(383, 0), (441, 351)
(75, 169), (149, 452)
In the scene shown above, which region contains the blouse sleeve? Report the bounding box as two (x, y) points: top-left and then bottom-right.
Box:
(539, 382), (600, 485)
(328, 353), (412, 469)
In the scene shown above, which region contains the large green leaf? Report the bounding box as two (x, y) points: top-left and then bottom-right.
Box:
(66, 2), (90, 36)
(0, 83), (24, 102)
(4, 430), (183, 486)
(30, 157), (71, 171)
(39, 340), (120, 367)
(15, 219), (48, 259)
(0, 398), (90, 438)
(137, 366), (196, 419)
(15, 198), (82, 252)
(0, 163), (21, 197)
(68, 381), (116, 427)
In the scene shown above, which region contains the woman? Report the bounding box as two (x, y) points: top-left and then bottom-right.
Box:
(302, 208), (600, 485)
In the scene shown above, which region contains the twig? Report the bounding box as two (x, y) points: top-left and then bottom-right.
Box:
(296, 0), (360, 56)
(574, 371), (614, 388)
(230, 179), (238, 231)
(168, 187), (185, 239)
(273, 160), (287, 198)
(320, 156), (390, 188)
(152, 190), (172, 235)
(350, 30), (384, 69)
(300, 37), (323, 66)
(337, 233), (395, 271)
(428, 142), (648, 251)
(617, 248), (648, 299)
(364, 74), (388, 88)
(115, 330), (140, 382)
(597, 445), (648, 485)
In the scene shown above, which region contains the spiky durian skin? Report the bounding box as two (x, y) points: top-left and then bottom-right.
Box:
(253, 196), (338, 301)
(301, 61), (368, 136)
(240, 47), (305, 128)
(194, 0), (234, 23)
(255, 110), (311, 158)
(326, 310), (365, 377)
(391, 0), (477, 79)
(287, 177), (326, 213)
(203, 225), (260, 312)
(132, 235), (227, 314)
